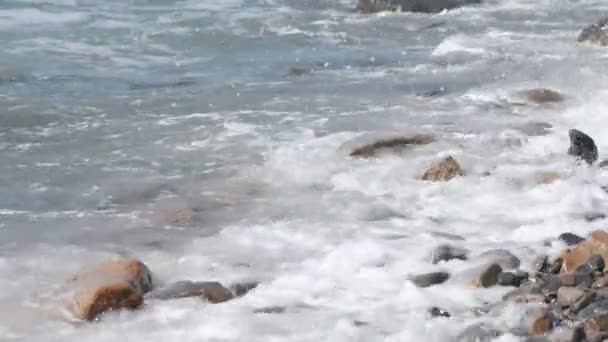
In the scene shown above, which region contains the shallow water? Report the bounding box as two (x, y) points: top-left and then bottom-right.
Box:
(2, 0), (608, 340)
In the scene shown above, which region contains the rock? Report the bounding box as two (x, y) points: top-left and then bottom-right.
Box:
(476, 249), (521, 270)
(472, 263), (502, 288)
(287, 66), (311, 77)
(151, 198), (195, 227)
(430, 244), (468, 264)
(528, 309), (553, 336)
(547, 258), (564, 275)
(593, 275), (608, 289)
(504, 291), (547, 304)
(411, 271), (450, 288)
(600, 160), (608, 168)
(562, 231), (608, 273)
(584, 313), (608, 341)
(568, 129), (598, 165)
(497, 271), (529, 287)
(576, 255), (605, 274)
(356, 0), (482, 13)
(349, 135), (435, 158)
(585, 212), (607, 222)
(577, 17), (608, 46)
(66, 257), (153, 320)
(559, 233), (585, 247)
(557, 287), (586, 307)
(148, 281), (233, 303)
(570, 292), (599, 316)
(230, 282), (259, 297)
(536, 171), (561, 185)
(547, 326), (586, 342)
(429, 306), (451, 318)
(457, 323), (503, 342)
(535, 255), (549, 273)
(522, 88), (564, 104)
(253, 306), (286, 314)
(422, 155), (463, 182)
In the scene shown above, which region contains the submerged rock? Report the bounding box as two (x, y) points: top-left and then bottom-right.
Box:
(558, 233), (585, 247)
(429, 306), (451, 318)
(411, 271), (450, 288)
(568, 129), (598, 165)
(430, 244), (469, 264)
(421, 155), (463, 182)
(522, 88), (564, 104)
(497, 271), (529, 287)
(349, 134), (435, 158)
(578, 17), (608, 46)
(356, 0), (482, 14)
(149, 281), (234, 303)
(66, 257), (153, 320)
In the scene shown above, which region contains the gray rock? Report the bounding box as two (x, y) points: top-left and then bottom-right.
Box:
(411, 271), (450, 288)
(356, 0), (482, 13)
(430, 244), (469, 264)
(578, 17), (608, 46)
(230, 282), (259, 297)
(428, 306), (451, 318)
(535, 255), (549, 273)
(547, 258), (564, 275)
(457, 323), (502, 342)
(497, 271), (529, 287)
(568, 129), (598, 165)
(600, 160), (608, 168)
(557, 287), (586, 307)
(571, 292), (600, 317)
(558, 233), (585, 247)
(148, 281), (234, 303)
(576, 255), (605, 274)
(473, 263), (502, 288)
(584, 212), (607, 222)
(475, 249), (520, 270)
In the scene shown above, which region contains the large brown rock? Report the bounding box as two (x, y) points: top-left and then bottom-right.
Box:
(561, 231), (608, 273)
(422, 155), (463, 182)
(67, 257), (153, 320)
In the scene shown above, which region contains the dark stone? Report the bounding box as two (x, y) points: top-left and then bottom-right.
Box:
(430, 244), (468, 264)
(585, 212), (607, 222)
(578, 17), (608, 46)
(559, 233), (586, 247)
(534, 255), (549, 273)
(571, 292), (600, 317)
(429, 306), (451, 318)
(356, 0), (482, 14)
(568, 129), (598, 165)
(457, 323), (503, 342)
(600, 160), (608, 168)
(577, 255), (606, 274)
(497, 271), (529, 287)
(473, 264), (503, 288)
(230, 282), (259, 297)
(411, 271), (450, 288)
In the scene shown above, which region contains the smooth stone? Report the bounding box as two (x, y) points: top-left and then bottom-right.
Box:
(472, 263), (502, 288)
(568, 129), (598, 165)
(349, 135), (435, 158)
(559, 233), (585, 247)
(429, 306), (451, 318)
(430, 244), (468, 264)
(149, 281), (233, 303)
(497, 271), (529, 287)
(457, 323), (502, 342)
(577, 17), (608, 46)
(584, 314), (608, 342)
(476, 249), (521, 270)
(557, 287), (586, 307)
(66, 257), (153, 321)
(593, 275), (608, 289)
(421, 155), (464, 182)
(411, 271), (450, 288)
(576, 255), (606, 274)
(528, 309), (553, 336)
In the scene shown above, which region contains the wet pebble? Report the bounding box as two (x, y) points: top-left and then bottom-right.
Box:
(428, 306), (451, 318)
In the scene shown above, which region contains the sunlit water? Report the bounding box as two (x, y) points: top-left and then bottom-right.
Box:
(2, 0), (608, 340)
